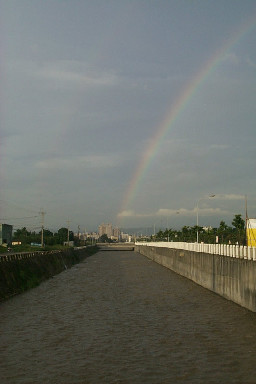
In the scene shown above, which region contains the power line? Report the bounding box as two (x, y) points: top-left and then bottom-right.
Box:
(0, 199), (39, 214)
(66, 219), (71, 243)
(0, 216), (38, 220)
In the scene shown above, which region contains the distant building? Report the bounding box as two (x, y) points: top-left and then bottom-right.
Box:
(98, 223), (113, 238)
(112, 227), (121, 241)
(121, 232), (129, 242)
(203, 226), (212, 232)
(87, 232), (99, 240)
(0, 224), (13, 246)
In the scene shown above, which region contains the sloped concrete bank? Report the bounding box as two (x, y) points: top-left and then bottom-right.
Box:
(0, 247), (98, 301)
(135, 245), (256, 312)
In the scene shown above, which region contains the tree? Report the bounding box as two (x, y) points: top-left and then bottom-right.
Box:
(99, 234), (111, 243)
(42, 229), (53, 237)
(13, 227), (31, 244)
(164, 228), (174, 241)
(218, 221), (229, 243)
(181, 226), (192, 241)
(232, 214), (245, 245)
(14, 227), (29, 238)
(156, 230), (164, 240)
(57, 227), (69, 244)
(232, 214), (245, 231)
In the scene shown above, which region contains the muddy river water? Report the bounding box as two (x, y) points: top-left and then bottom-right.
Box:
(1, 250), (256, 383)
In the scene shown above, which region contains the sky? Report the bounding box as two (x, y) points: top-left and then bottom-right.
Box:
(1, 0), (256, 233)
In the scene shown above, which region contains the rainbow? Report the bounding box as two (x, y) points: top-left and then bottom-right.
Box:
(118, 14), (256, 219)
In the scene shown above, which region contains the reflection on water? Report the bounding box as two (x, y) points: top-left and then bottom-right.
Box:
(1, 251), (256, 383)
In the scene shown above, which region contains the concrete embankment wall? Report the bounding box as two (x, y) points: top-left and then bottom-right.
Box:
(135, 245), (256, 312)
(0, 247), (97, 301)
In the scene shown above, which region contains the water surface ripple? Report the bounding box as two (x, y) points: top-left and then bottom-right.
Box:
(1, 251), (256, 383)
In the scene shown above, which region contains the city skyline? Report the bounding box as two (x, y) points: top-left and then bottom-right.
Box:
(1, 1), (256, 231)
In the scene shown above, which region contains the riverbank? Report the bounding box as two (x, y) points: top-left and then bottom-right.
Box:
(0, 246), (98, 301)
(135, 244), (256, 312)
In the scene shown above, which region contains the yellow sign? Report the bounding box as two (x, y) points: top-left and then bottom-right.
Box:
(247, 219), (256, 247)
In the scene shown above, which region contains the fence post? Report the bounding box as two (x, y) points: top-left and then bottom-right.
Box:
(248, 246), (252, 260)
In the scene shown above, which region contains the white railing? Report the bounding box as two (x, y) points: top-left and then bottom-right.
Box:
(135, 241), (256, 261)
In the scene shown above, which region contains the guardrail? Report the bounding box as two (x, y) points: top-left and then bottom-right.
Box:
(135, 241), (256, 261)
(0, 250), (61, 263)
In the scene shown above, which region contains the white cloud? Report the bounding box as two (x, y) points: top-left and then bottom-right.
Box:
(36, 155), (119, 171)
(213, 194), (245, 200)
(117, 210), (135, 217)
(222, 52), (240, 66)
(6, 59), (118, 87)
(34, 60), (118, 87)
(156, 207), (226, 217)
(210, 144), (230, 150)
(38, 66), (117, 87)
(117, 210), (153, 218)
(222, 53), (256, 70)
(118, 207), (227, 218)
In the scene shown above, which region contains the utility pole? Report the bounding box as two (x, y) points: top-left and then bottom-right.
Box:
(39, 209), (46, 247)
(77, 225), (80, 245)
(66, 219), (70, 246)
(245, 195), (248, 246)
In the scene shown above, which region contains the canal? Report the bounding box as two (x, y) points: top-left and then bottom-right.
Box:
(1, 250), (256, 383)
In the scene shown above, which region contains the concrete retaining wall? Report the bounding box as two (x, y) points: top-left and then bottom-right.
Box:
(135, 245), (256, 312)
(0, 247), (97, 301)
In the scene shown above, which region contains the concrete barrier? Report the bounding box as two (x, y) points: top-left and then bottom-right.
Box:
(135, 244), (256, 312)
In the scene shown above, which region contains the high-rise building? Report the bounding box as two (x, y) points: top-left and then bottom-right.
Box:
(113, 227), (121, 240)
(98, 223), (113, 238)
(0, 224), (13, 246)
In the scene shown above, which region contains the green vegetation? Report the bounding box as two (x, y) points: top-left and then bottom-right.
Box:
(12, 227), (75, 247)
(1, 226), (98, 254)
(0, 245), (10, 254)
(18, 269), (41, 291)
(98, 234), (113, 243)
(152, 214), (246, 245)
(0, 246), (99, 301)
(7, 226), (93, 253)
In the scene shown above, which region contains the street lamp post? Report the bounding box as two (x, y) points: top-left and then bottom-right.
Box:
(196, 195), (215, 243)
(196, 203), (200, 243)
(245, 194), (248, 246)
